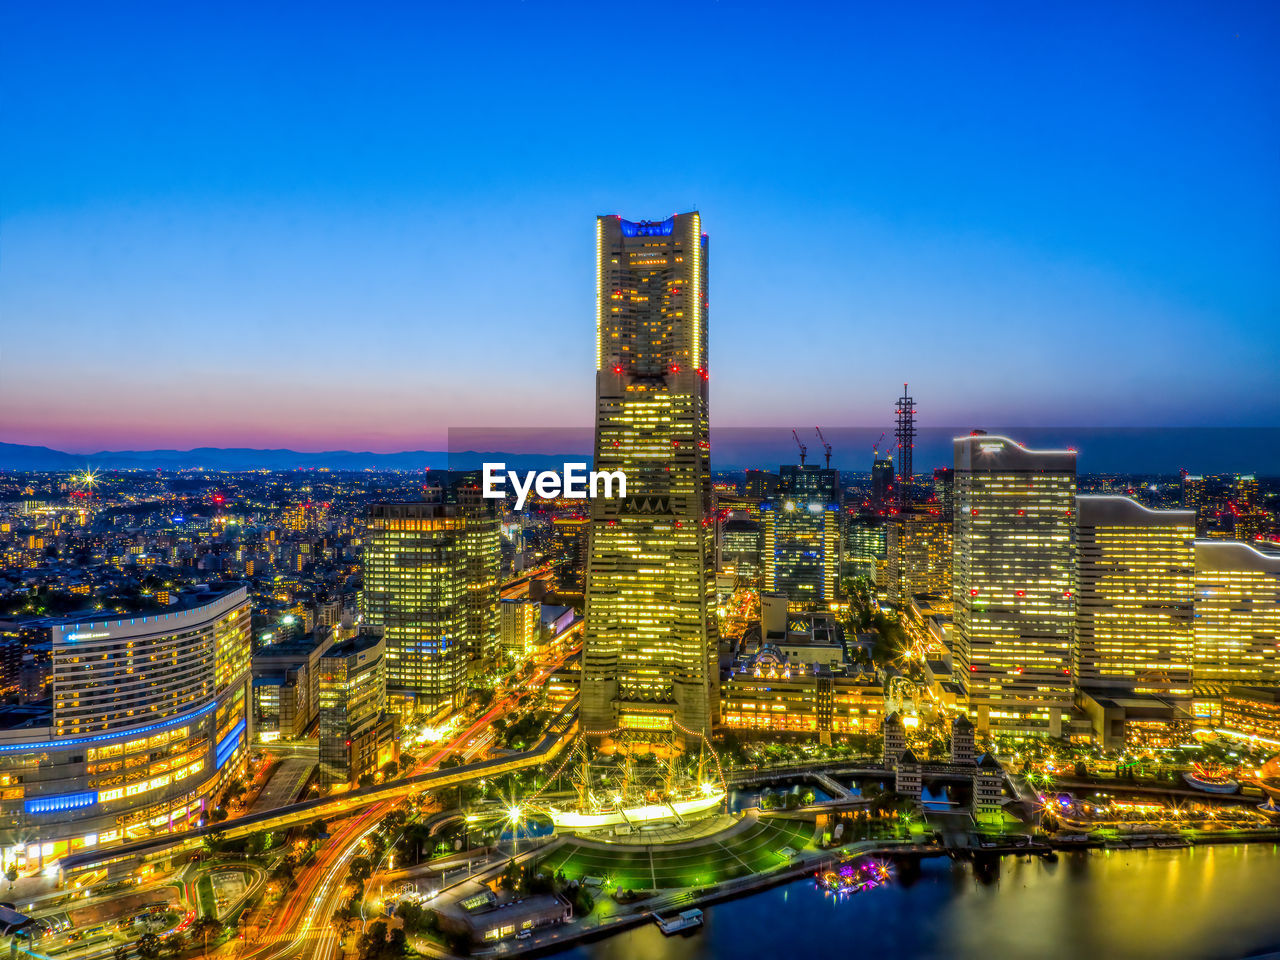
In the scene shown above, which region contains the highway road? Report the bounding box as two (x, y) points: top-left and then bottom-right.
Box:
(233, 645), (581, 960)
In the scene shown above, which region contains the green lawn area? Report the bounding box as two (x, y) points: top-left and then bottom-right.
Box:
(538, 817), (812, 891)
(196, 875), (217, 918)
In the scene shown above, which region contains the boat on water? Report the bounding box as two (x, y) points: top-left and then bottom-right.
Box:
(1183, 764), (1239, 795)
(817, 858), (891, 895)
(654, 909), (704, 935)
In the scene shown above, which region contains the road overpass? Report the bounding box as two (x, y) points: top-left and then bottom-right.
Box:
(57, 698), (578, 884)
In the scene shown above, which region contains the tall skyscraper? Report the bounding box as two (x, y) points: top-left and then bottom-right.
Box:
(582, 212), (718, 745)
(952, 434), (1077, 736)
(550, 516), (590, 592)
(363, 502), (469, 716)
(1075, 496), (1195, 705)
(932, 467), (955, 520)
(1193, 540), (1280, 685)
(886, 509), (952, 609)
(871, 457), (895, 512)
(317, 634), (392, 787)
(763, 462), (843, 603)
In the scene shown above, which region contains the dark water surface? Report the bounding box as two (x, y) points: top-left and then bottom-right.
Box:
(551, 844), (1280, 960)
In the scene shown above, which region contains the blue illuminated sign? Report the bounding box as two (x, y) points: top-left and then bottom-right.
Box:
(619, 216), (675, 238)
(25, 791), (98, 815)
(216, 718), (247, 769)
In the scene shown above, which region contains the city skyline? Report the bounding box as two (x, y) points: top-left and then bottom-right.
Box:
(4, 2), (1279, 452)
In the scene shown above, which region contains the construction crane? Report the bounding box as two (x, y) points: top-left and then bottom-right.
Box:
(815, 427), (832, 469)
(872, 432), (886, 459)
(791, 429), (807, 466)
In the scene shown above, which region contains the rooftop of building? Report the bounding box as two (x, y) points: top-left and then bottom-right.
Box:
(322, 632), (384, 661)
(23, 583), (245, 628)
(0, 700), (53, 731)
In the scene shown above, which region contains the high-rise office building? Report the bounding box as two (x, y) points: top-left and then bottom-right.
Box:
(762, 463), (843, 603)
(363, 502), (469, 716)
(886, 509), (951, 608)
(745, 469), (779, 502)
(317, 634), (393, 787)
(845, 515), (887, 581)
(762, 498), (841, 604)
(952, 434), (1077, 736)
(1235, 474), (1258, 509)
(456, 489), (501, 672)
(1193, 540), (1280, 685)
(550, 516), (589, 592)
(720, 517), (763, 585)
(932, 467), (955, 520)
(1075, 496), (1195, 704)
(582, 213), (718, 744)
(500, 597), (542, 659)
(1181, 471), (1207, 533)
(871, 457), (894, 511)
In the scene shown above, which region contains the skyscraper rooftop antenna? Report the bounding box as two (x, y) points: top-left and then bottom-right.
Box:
(894, 383), (916, 508)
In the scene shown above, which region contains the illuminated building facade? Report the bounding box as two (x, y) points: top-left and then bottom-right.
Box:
(499, 598), (541, 660)
(1219, 686), (1280, 745)
(720, 517), (763, 585)
(1181, 472), (1206, 533)
(762, 464), (841, 605)
(0, 587), (251, 867)
(762, 500), (841, 604)
(364, 502), (469, 716)
(1193, 540), (1280, 684)
(886, 509), (951, 609)
(952, 434), (1077, 736)
(317, 634), (394, 787)
(1075, 496), (1195, 704)
(932, 467), (955, 521)
(582, 212), (718, 744)
(458, 495), (501, 672)
(719, 666), (883, 737)
(550, 517), (589, 593)
(845, 516), (886, 581)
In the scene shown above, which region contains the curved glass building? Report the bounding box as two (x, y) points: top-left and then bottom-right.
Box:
(0, 586), (251, 869)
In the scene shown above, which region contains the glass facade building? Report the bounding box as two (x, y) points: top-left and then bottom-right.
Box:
(0, 587), (251, 867)
(582, 212), (718, 744)
(1075, 496), (1195, 704)
(364, 502), (469, 715)
(952, 434), (1077, 736)
(1193, 540), (1280, 685)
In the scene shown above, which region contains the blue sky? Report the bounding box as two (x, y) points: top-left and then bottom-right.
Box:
(2, 1), (1277, 452)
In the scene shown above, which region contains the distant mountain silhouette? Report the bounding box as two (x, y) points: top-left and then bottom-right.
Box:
(3, 428), (1278, 474)
(0, 442), (595, 473)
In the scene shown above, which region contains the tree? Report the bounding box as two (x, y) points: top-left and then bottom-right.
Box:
(358, 773), (377, 789)
(304, 818), (328, 842)
(114, 944), (131, 960)
(162, 932), (187, 958)
(347, 856), (373, 884)
(136, 934), (162, 960)
(190, 916), (223, 958)
(380, 759), (399, 780)
(386, 928), (407, 956)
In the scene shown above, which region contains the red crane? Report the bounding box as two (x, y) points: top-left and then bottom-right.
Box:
(815, 427), (832, 469)
(791, 429), (807, 467)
